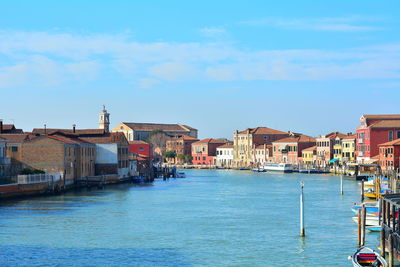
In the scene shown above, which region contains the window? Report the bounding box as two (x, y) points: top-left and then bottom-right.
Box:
(397, 131), (400, 139)
(389, 131), (394, 141)
(138, 147), (144, 152)
(11, 146), (18, 152)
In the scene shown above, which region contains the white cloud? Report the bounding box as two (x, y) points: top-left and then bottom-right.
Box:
(199, 27), (228, 38)
(0, 30), (399, 88)
(240, 16), (384, 32)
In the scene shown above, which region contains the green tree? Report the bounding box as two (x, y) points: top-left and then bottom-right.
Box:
(163, 150), (176, 159)
(184, 155), (193, 163)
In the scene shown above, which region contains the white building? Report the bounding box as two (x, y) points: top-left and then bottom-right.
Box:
(216, 145), (234, 168)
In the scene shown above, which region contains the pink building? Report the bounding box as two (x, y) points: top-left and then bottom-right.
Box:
(356, 115), (400, 163)
(272, 134), (316, 165)
(192, 138), (226, 165)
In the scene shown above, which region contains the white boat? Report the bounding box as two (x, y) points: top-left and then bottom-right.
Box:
(351, 246), (387, 267)
(262, 163), (293, 173)
(351, 216), (380, 226)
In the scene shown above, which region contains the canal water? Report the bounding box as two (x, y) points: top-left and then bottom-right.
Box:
(0, 170), (379, 266)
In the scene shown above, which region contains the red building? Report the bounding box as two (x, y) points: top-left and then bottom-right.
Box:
(378, 139), (400, 171)
(356, 115), (400, 163)
(192, 138), (226, 165)
(128, 140), (151, 159)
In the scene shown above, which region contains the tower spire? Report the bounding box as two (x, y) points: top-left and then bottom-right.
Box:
(99, 106), (110, 133)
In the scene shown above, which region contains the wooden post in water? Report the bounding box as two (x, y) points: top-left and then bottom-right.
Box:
(361, 204), (366, 247)
(340, 175), (344, 195)
(300, 181), (305, 237)
(381, 198), (386, 257)
(361, 180), (365, 203)
(389, 233), (394, 267)
(357, 209), (362, 247)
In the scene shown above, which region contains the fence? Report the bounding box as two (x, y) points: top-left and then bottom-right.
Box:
(17, 173), (61, 185)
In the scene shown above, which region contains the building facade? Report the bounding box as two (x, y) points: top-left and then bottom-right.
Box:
(316, 132), (347, 167)
(253, 144), (273, 167)
(341, 135), (356, 163)
(216, 145), (234, 168)
(21, 135), (96, 186)
(272, 134), (316, 165)
(233, 127), (289, 168)
(112, 122), (198, 141)
(356, 114), (400, 163)
(301, 146), (317, 168)
(378, 139), (400, 171)
(192, 138), (226, 165)
(166, 135), (199, 164)
(129, 140), (152, 159)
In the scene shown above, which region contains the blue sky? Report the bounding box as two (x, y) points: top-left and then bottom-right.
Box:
(1, 0), (399, 139)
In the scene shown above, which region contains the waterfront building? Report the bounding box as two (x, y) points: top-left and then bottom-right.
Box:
(129, 140), (152, 160)
(112, 122), (198, 141)
(356, 114), (400, 163)
(253, 144), (273, 167)
(0, 137), (11, 177)
(341, 134), (356, 163)
(0, 133), (33, 176)
(165, 135), (199, 164)
(216, 144), (234, 168)
(316, 132), (347, 167)
(21, 134), (96, 186)
(301, 146), (317, 168)
(79, 132), (130, 179)
(192, 138), (226, 165)
(272, 134), (316, 165)
(233, 127), (289, 168)
(378, 139), (400, 171)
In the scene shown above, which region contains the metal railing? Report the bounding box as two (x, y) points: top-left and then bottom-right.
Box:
(17, 173), (61, 185)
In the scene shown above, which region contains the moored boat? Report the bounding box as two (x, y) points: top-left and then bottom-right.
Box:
(351, 246), (387, 267)
(262, 163), (293, 173)
(351, 216), (380, 226)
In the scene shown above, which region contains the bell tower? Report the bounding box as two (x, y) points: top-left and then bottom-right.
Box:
(99, 105), (110, 133)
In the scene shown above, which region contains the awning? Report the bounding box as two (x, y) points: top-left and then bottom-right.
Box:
(329, 158), (339, 163)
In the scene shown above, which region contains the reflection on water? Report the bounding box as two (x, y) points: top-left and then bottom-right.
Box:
(0, 170), (376, 266)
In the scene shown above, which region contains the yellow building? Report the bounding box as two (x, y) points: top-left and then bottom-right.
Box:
(333, 136), (343, 162)
(301, 146), (316, 168)
(341, 135), (356, 163)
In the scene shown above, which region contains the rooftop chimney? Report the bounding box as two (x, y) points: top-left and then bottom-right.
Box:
(0, 119), (3, 134)
(73, 124), (76, 133)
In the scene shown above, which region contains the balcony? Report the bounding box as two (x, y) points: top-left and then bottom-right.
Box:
(358, 139), (364, 144)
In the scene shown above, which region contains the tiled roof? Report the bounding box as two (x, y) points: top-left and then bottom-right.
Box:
(273, 134), (315, 144)
(0, 134), (33, 143)
(238, 127), (287, 135)
(170, 134), (199, 141)
(1, 124), (23, 133)
(369, 120), (400, 129)
(378, 138), (400, 146)
(193, 138), (226, 144)
(342, 134), (356, 140)
(302, 145), (317, 152)
(32, 128), (105, 135)
(48, 135), (89, 144)
(325, 132), (347, 138)
(121, 122), (197, 132)
(79, 132), (126, 144)
(364, 114), (400, 119)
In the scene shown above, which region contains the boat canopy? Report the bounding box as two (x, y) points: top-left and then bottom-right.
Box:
(329, 158), (339, 163)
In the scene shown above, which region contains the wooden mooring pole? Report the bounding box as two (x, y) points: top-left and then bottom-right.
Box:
(361, 180), (365, 203)
(357, 205), (366, 248)
(300, 181), (305, 237)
